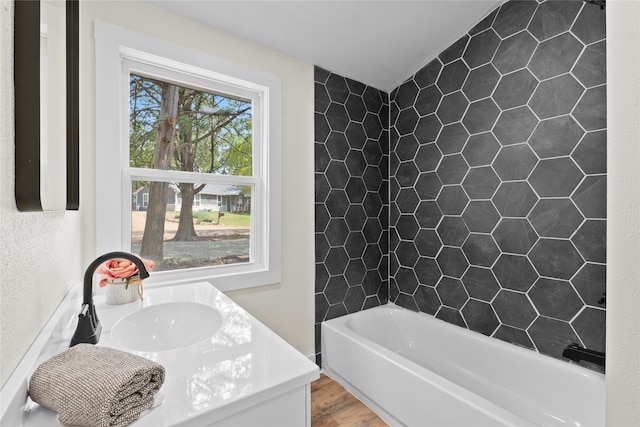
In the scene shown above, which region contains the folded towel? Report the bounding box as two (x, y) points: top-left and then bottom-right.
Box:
(28, 344), (165, 427)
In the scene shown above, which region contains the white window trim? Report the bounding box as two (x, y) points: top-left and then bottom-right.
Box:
(94, 21), (281, 291)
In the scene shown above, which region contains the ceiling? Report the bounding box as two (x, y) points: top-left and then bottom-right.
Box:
(147, 1), (504, 92)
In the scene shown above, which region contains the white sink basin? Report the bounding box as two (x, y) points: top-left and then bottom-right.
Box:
(111, 302), (223, 352)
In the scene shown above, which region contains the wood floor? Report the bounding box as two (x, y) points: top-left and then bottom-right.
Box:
(311, 374), (389, 427)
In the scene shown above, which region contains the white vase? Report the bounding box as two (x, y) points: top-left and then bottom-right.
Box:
(105, 277), (143, 305)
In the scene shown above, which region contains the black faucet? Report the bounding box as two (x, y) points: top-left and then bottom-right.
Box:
(562, 343), (606, 369)
(69, 252), (150, 347)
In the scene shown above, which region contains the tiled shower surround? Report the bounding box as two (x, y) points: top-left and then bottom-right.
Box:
(315, 0), (606, 368)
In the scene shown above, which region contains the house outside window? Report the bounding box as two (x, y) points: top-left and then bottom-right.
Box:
(95, 22), (281, 291)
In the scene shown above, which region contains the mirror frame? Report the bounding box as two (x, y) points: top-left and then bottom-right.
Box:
(14, 0), (79, 211)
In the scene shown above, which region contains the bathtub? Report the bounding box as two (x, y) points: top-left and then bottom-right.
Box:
(321, 304), (605, 427)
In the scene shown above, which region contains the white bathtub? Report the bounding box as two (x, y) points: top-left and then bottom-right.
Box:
(321, 304), (605, 427)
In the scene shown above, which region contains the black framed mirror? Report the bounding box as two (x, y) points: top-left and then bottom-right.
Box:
(14, 0), (79, 211)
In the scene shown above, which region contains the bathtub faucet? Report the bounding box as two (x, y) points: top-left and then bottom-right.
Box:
(69, 251), (150, 347)
(562, 343), (605, 368)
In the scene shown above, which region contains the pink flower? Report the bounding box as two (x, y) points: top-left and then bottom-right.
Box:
(96, 257), (155, 287)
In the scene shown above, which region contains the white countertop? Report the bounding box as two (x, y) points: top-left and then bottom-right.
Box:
(0, 282), (319, 426)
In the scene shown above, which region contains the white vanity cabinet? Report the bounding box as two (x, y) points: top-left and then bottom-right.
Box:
(0, 282), (318, 426)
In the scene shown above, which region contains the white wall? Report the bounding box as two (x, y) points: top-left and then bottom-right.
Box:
(79, 2), (315, 356)
(606, 1), (640, 425)
(0, 0), (85, 386)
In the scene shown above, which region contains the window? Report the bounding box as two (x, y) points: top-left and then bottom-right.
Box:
(95, 22), (281, 290)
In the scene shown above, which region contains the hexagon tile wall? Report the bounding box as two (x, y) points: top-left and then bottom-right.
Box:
(316, 0), (606, 370)
(314, 67), (389, 364)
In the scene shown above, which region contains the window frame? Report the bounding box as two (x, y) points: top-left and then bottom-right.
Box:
(94, 21), (281, 291)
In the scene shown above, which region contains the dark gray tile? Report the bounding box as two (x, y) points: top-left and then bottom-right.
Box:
(325, 247), (349, 275)
(326, 218), (349, 246)
(436, 91), (469, 125)
(527, 0), (583, 41)
(436, 277), (469, 309)
(437, 185), (470, 215)
(529, 115), (584, 158)
(436, 60), (470, 94)
(414, 285), (441, 315)
(529, 278), (583, 321)
(493, 289), (538, 329)
(395, 107), (419, 135)
(345, 122), (366, 149)
(462, 299), (500, 336)
(571, 3), (607, 45)
(345, 151), (367, 178)
(315, 232), (330, 261)
(463, 28), (501, 68)
(572, 130), (607, 174)
(462, 166), (501, 200)
(436, 246), (470, 278)
(325, 131), (349, 160)
(415, 200), (443, 228)
(573, 86), (607, 131)
(395, 267), (420, 294)
(436, 123), (469, 155)
(462, 132), (501, 167)
(315, 66), (331, 84)
(364, 139), (383, 165)
(436, 306), (467, 327)
(415, 228), (443, 258)
(415, 172), (443, 200)
(494, 325), (535, 350)
(572, 41), (606, 88)
(493, 106), (539, 146)
(439, 34), (470, 64)
(315, 174), (331, 202)
(415, 256), (443, 286)
(529, 158), (584, 197)
(529, 74), (584, 119)
(462, 266), (501, 301)
(571, 220), (606, 263)
(345, 204), (367, 232)
(346, 77), (366, 96)
(415, 143), (443, 172)
(396, 215), (420, 241)
(437, 215), (470, 246)
(437, 154), (469, 185)
(326, 102), (350, 132)
(572, 175), (606, 219)
(493, 218), (538, 255)
(344, 286), (366, 313)
(528, 33), (584, 80)
(415, 85), (443, 116)
(462, 233), (501, 267)
(345, 231), (366, 258)
(492, 181), (538, 217)
(493, 254), (539, 291)
(395, 80), (419, 110)
(364, 112), (383, 138)
(462, 98), (501, 134)
(396, 161), (419, 188)
(572, 263), (606, 307)
(528, 198), (584, 238)
(345, 94), (367, 122)
(395, 293), (419, 312)
(395, 135), (419, 162)
(572, 307), (606, 351)
(315, 82), (331, 113)
(395, 188), (420, 214)
(463, 200), (501, 233)
(463, 64), (501, 102)
(493, 0), (538, 38)
(414, 114), (443, 144)
(492, 144), (538, 181)
(528, 238), (584, 280)
(492, 31), (538, 75)
(493, 69), (538, 110)
(470, 8), (499, 36)
(315, 113), (331, 143)
(528, 315), (580, 359)
(325, 73), (350, 103)
(315, 142), (331, 172)
(414, 60), (443, 89)
(326, 160), (350, 190)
